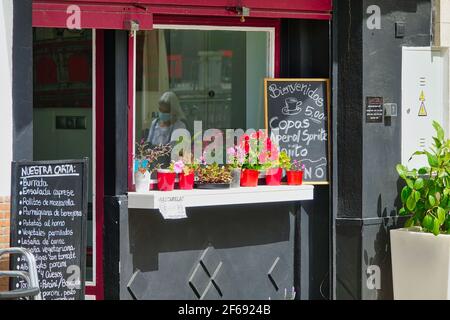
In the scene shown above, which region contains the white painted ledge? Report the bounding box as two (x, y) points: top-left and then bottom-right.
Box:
(128, 185), (314, 210)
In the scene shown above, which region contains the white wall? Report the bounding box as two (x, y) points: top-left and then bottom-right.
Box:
(0, 0), (13, 196)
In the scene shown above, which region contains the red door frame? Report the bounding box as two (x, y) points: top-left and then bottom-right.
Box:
(86, 29), (105, 299)
(128, 32), (135, 190)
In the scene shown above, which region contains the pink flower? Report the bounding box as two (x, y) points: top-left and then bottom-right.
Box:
(259, 151), (269, 164)
(199, 154), (207, 165)
(237, 153), (245, 164)
(227, 147), (236, 156)
(269, 148), (279, 162)
(256, 130), (267, 142)
(173, 160), (185, 174)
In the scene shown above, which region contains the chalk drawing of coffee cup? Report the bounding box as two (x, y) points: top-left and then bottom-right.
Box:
(282, 97), (302, 115)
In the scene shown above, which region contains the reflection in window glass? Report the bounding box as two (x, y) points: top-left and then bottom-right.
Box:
(135, 28), (270, 165)
(33, 28), (94, 282)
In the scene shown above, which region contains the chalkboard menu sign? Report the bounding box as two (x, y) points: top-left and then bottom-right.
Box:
(265, 79), (330, 184)
(10, 159), (88, 300)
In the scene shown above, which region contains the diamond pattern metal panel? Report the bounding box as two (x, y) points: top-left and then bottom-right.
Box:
(188, 247), (224, 300)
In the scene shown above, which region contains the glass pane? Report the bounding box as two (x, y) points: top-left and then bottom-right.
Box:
(135, 28), (269, 167)
(33, 28), (94, 282)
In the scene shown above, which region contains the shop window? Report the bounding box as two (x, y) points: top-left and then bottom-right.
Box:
(68, 54), (91, 83)
(33, 28), (95, 283)
(36, 56), (57, 85)
(135, 27), (273, 168)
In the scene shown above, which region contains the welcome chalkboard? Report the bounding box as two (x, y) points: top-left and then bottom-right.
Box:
(265, 79), (330, 184)
(10, 159), (88, 300)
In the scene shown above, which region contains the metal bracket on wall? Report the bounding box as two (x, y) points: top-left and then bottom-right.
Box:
(225, 6), (250, 22)
(124, 20), (139, 38)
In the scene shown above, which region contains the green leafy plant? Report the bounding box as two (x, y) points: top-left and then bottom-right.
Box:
(134, 140), (172, 174)
(197, 163), (232, 184)
(274, 151), (292, 170)
(396, 121), (450, 236)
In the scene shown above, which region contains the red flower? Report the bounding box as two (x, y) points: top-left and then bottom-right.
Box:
(244, 141), (250, 154)
(266, 138), (272, 152)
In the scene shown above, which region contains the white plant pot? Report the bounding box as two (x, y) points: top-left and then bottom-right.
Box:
(134, 170), (151, 193)
(390, 228), (450, 300)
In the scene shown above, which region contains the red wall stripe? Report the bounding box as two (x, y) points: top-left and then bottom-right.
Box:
(85, 29), (105, 300)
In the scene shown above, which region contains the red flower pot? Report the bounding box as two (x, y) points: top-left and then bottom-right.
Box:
(240, 169), (259, 187)
(266, 168), (282, 186)
(157, 170), (176, 191)
(179, 172), (195, 190)
(287, 170), (303, 185)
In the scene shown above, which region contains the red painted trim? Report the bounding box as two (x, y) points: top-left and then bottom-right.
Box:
(33, 3), (153, 29)
(86, 29), (105, 300)
(34, 0), (332, 12)
(128, 34), (135, 191)
(32, 1), (332, 22)
(147, 6), (330, 20)
(274, 20), (281, 78)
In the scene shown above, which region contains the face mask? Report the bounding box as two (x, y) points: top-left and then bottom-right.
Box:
(159, 112), (171, 122)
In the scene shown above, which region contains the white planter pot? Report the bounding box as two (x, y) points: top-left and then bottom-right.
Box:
(134, 170), (151, 193)
(390, 228), (450, 300)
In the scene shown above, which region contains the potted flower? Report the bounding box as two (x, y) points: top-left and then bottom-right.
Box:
(170, 155), (199, 190)
(392, 121), (450, 299)
(134, 140), (171, 192)
(226, 145), (245, 188)
(196, 163), (232, 189)
(239, 131), (272, 187)
(264, 137), (284, 185)
(157, 166), (177, 191)
(286, 159), (305, 186)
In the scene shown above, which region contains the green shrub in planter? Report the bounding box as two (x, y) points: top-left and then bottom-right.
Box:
(396, 121), (450, 236)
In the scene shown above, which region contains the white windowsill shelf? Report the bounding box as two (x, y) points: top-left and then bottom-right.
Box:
(128, 185), (314, 210)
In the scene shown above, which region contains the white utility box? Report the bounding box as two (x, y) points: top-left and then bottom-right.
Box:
(401, 47), (449, 169)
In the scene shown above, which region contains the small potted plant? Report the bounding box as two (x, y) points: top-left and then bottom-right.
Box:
(286, 159), (305, 185)
(226, 145), (245, 188)
(196, 163), (232, 189)
(171, 155), (199, 190)
(157, 166), (177, 191)
(134, 140), (171, 192)
(240, 131), (272, 187)
(266, 150), (291, 186)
